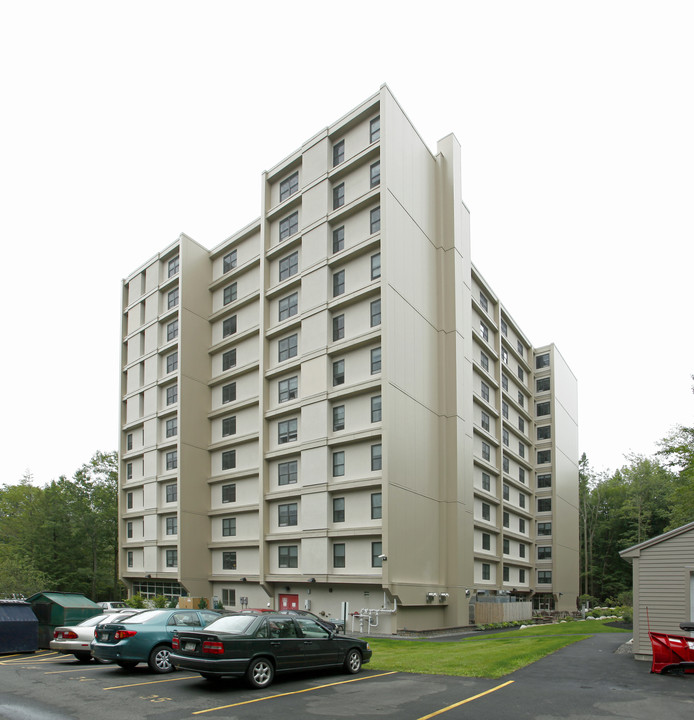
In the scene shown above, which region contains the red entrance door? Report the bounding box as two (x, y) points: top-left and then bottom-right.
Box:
(279, 594), (299, 610)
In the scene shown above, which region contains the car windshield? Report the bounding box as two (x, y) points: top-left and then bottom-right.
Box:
(78, 614), (111, 627)
(203, 615), (256, 634)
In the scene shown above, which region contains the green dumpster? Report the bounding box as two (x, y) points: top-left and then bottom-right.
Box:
(26, 592), (101, 648)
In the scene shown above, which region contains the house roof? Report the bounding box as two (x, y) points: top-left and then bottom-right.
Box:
(619, 520), (694, 560)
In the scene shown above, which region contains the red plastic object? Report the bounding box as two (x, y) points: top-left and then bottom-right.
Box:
(648, 631), (694, 674)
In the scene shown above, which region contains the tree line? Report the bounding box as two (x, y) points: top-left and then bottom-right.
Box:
(0, 451), (119, 600)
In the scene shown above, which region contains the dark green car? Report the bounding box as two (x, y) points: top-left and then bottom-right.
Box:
(170, 611), (371, 688)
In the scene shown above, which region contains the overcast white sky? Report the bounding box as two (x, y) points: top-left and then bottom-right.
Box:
(2, 1), (692, 485)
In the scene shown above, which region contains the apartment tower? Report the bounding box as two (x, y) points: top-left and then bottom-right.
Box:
(119, 85), (579, 632)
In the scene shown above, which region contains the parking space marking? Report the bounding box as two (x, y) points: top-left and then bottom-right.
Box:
(103, 675), (201, 690)
(0, 652), (58, 665)
(416, 680), (515, 720)
(192, 671), (398, 715)
(46, 666), (116, 674)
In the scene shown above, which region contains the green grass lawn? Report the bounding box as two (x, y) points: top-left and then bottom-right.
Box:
(365, 619), (631, 679)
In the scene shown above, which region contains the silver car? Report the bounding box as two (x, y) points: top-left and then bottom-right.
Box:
(50, 610), (139, 662)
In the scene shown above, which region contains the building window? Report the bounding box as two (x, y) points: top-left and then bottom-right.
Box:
(222, 551), (237, 570)
(333, 497), (345, 523)
(167, 320), (178, 341)
(537, 426), (551, 440)
(168, 256), (179, 277)
(370, 206), (381, 234)
(166, 550), (177, 568)
(371, 395), (382, 423)
(503, 566), (510, 582)
(166, 517), (177, 535)
(538, 546), (552, 560)
(482, 563), (490, 580)
(278, 376), (298, 403)
(279, 212), (299, 241)
(482, 382), (490, 403)
(333, 314), (344, 341)
(536, 402), (551, 417)
(278, 418), (298, 444)
(126, 521), (133, 538)
(278, 293), (298, 321)
(537, 522), (552, 536)
(126, 433), (133, 451)
(371, 444), (382, 471)
(126, 463), (133, 480)
(503, 484), (510, 500)
(370, 161), (380, 188)
(166, 451), (177, 470)
(166, 418), (177, 438)
(332, 226), (344, 253)
(480, 352), (489, 372)
(222, 316), (237, 338)
(538, 498), (552, 512)
(518, 517), (526, 533)
(279, 251), (298, 281)
(166, 483), (177, 502)
(222, 450), (236, 471)
(166, 352), (178, 373)
(222, 349), (236, 371)
(502, 375), (508, 391)
(222, 483), (236, 503)
(333, 405), (345, 431)
(333, 543), (346, 568)
(371, 347), (381, 374)
(503, 538), (510, 554)
(517, 391), (524, 408)
(278, 545), (298, 568)
(479, 322), (488, 341)
(223, 250), (237, 273)
(333, 183), (345, 210)
(372, 541), (383, 567)
(481, 412), (490, 432)
(519, 543), (526, 558)
(503, 511), (510, 528)
(482, 442), (490, 461)
(536, 353), (550, 369)
(517, 340), (524, 356)
(537, 473), (552, 488)
(223, 283), (237, 306)
(279, 171), (299, 202)
(332, 451), (345, 477)
(278, 503), (297, 527)
(333, 269), (345, 297)
(371, 492), (382, 520)
(371, 253), (381, 280)
(278, 460), (297, 486)
(278, 334), (298, 362)
(537, 450), (552, 465)
(127, 551), (133, 567)
(370, 116), (380, 143)
(167, 288), (179, 309)
(482, 502), (490, 520)
(126, 492), (133, 509)
(500, 319), (507, 336)
(479, 292), (488, 311)
(536, 377), (551, 393)
(518, 442), (525, 458)
(538, 571), (552, 584)
(222, 383), (236, 404)
(502, 349), (509, 365)
(518, 417), (525, 433)
(370, 299), (381, 327)
(482, 473), (491, 491)
(332, 139), (345, 167)
(332, 359), (345, 386)
(517, 366), (524, 382)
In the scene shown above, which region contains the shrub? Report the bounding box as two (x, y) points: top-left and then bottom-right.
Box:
(152, 595), (168, 608)
(126, 593), (146, 609)
(197, 597), (208, 609)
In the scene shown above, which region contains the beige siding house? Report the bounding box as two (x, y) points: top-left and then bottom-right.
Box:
(620, 521), (694, 661)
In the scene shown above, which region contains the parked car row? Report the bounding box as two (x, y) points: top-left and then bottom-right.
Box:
(65, 607), (370, 688)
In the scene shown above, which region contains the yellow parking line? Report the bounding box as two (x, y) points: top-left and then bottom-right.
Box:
(193, 671), (398, 715)
(416, 680), (515, 719)
(46, 666), (115, 674)
(104, 675), (201, 690)
(0, 652), (56, 664)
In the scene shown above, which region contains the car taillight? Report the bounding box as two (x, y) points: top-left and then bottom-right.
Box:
(54, 630), (78, 640)
(114, 630), (137, 640)
(172, 636), (180, 650)
(202, 641), (224, 655)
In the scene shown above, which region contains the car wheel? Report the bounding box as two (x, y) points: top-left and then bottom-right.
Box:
(344, 649), (362, 674)
(116, 661), (138, 669)
(245, 657), (274, 689)
(73, 652), (92, 663)
(148, 645), (174, 674)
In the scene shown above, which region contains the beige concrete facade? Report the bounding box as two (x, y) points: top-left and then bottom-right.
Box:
(119, 85), (579, 631)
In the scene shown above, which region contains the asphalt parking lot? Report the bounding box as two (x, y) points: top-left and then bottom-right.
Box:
(0, 633), (691, 720)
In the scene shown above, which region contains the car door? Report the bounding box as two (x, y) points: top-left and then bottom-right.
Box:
(295, 617), (338, 667)
(263, 617), (303, 670)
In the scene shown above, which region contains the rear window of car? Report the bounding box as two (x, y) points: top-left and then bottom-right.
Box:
(203, 615), (256, 635)
(119, 610), (169, 624)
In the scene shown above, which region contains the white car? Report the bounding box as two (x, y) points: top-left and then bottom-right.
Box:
(50, 611), (139, 662)
(97, 601), (129, 612)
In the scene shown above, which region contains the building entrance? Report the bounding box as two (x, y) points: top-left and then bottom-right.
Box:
(279, 594), (299, 610)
